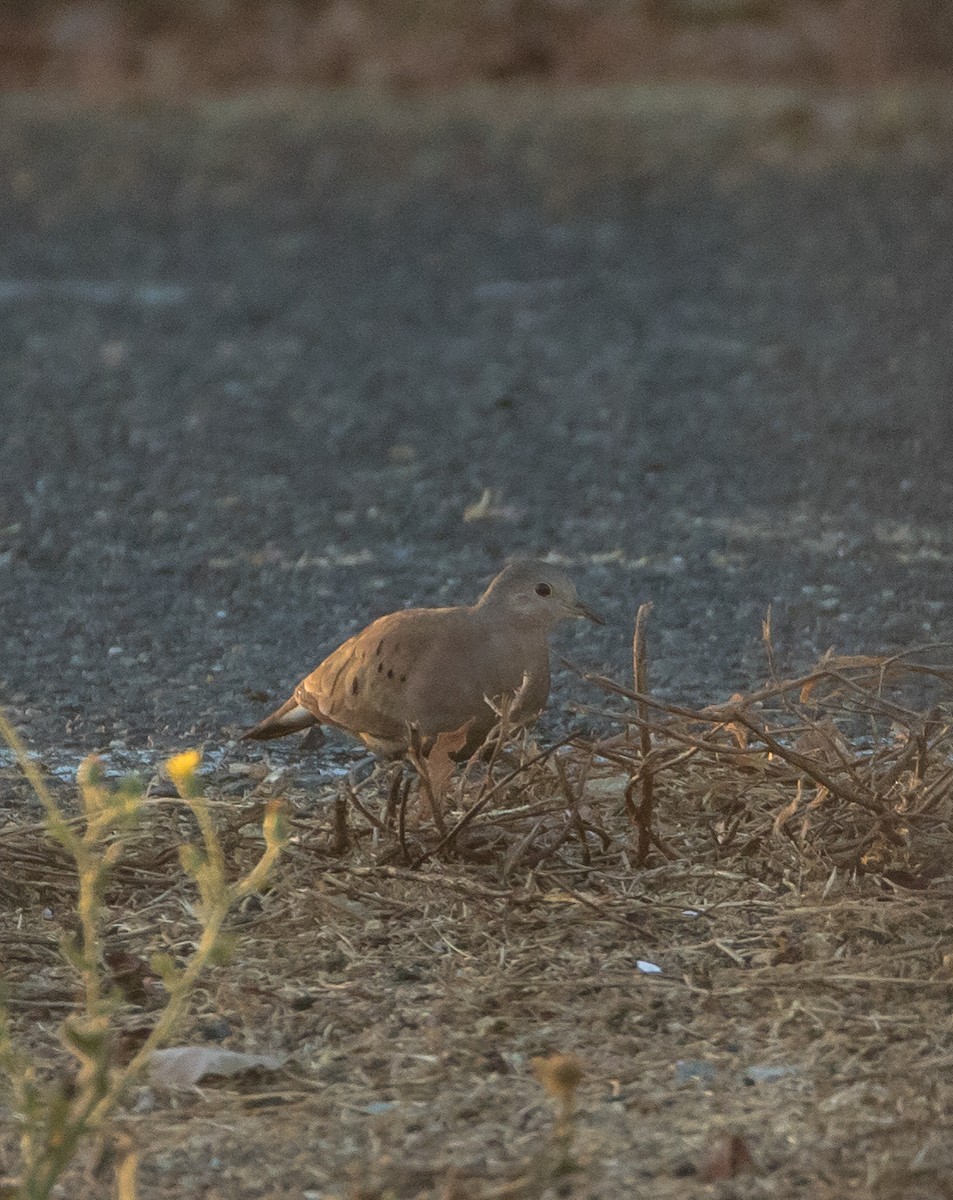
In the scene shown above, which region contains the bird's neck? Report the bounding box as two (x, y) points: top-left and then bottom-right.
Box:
(471, 602), (557, 638)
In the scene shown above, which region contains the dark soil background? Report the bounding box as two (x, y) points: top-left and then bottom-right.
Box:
(2, 91), (953, 763)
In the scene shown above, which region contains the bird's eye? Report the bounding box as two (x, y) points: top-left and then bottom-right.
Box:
(535, 582), (552, 597)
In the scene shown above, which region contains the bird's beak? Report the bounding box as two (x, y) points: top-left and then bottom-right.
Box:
(572, 600), (604, 625)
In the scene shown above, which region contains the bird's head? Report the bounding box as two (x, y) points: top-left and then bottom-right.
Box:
(477, 559), (604, 629)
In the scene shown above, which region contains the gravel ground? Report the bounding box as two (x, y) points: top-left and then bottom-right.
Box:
(2, 88), (953, 765)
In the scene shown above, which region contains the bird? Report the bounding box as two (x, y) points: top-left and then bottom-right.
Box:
(240, 559), (603, 759)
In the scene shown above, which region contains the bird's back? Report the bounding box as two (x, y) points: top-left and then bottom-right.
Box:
(295, 603), (551, 754)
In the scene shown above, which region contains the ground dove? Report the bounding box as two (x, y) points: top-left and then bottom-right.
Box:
(240, 560), (602, 757)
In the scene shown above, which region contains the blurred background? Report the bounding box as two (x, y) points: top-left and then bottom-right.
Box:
(2, 0), (952, 95)
(4, 0), (953, 761)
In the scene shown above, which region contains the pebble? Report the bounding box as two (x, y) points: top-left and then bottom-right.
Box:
(676, 1059), (717, 1085)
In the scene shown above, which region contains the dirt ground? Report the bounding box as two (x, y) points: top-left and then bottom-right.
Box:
(3, 651), (953, 1198)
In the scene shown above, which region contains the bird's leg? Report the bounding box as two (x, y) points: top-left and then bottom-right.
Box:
(396, 773), (414, 863)
(405, 725), (435, 828)
(383, 760), (405, 831)
(330, 788), (350, 855)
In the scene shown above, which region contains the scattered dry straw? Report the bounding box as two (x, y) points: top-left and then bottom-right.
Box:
(2, 632), (953, 1197)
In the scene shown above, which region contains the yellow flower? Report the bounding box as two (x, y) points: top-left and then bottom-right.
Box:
(166, 749), (201, 794)
(531, 1053), (584, 1106)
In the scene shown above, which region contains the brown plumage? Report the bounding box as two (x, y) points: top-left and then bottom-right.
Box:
(240, 559), (602, 758)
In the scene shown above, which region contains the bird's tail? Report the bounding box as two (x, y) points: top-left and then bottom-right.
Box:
(240, 697), (319, 741)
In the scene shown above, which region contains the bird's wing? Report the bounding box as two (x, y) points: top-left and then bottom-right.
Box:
(295, 609), (448, 746)
(296, 607), (552, 752)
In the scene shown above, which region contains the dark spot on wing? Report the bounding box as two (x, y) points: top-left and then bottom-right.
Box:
(400, 674), (406, 683)
(376, 640), (384, 656)
(377, 662), (384, 673)
(387, 669), (394, 679)
(351, 678), (360, 695)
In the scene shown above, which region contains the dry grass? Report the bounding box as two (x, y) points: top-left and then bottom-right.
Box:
(2, 631), (953, 1197)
